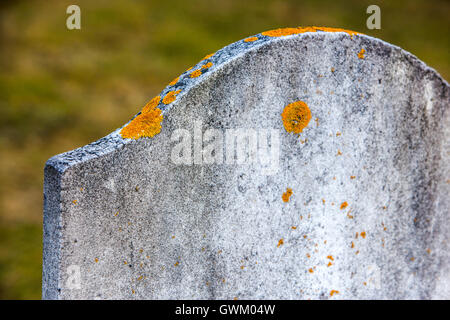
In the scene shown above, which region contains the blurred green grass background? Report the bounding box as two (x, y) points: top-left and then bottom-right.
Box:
(0, 0), (448, 299)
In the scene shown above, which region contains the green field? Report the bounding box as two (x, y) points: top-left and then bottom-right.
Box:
(0, 0), (448, 299)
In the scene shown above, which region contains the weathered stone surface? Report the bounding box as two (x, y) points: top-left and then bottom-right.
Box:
(43, 28), (449, 299)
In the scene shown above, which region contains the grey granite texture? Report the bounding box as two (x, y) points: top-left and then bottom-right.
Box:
(43, 30), (449, 299)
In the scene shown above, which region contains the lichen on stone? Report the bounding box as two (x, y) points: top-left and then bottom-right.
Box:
(282, 188), (293, 202)
(262, 26), (360, 38)
(244, 36), (258, 42)
(358, 48), (366, 59)
(281, 101), (312, 134)
(120, 96), (163, 140)
(190, 69), (202, 78)
(163, 90), (181, 104)
(169, 76), (179, 86)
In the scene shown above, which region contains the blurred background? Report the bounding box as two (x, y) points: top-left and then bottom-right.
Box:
(0, 0), (448, 299)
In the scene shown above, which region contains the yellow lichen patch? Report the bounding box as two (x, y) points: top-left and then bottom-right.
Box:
(282, 188), (293, 202)
(262, 26), (316, 37)
(358, 48), (366, 59)
(330, 290), (340, 297)
(163, 90), (181, 104)
(72, 200), (78, 205)
(202, 53), (214, 60)
(244, 36), (258, 42)
(340, 202), (348, 210)
(201, 62), (213, 70)
(261, 26), (360, 38)
(168, 76), (179, 86)
(190, 69), (202, 78)
(281, 100), (312, 134)
(141, 96), (161, 114)
(120, 96), (163, 140)
(277, 238), (284, 247)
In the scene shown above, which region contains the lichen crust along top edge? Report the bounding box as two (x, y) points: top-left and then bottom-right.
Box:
(45, 26), (449, 173)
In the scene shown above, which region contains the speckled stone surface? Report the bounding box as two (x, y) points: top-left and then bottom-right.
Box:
(43, 30), (449, 300)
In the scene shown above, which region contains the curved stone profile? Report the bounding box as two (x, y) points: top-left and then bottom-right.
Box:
(43, 27), (449, 299)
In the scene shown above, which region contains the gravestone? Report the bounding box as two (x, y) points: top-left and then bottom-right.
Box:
(43, 27), (450, 299)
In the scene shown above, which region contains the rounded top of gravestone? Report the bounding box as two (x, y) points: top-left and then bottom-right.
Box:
(46, 26), (449, 172)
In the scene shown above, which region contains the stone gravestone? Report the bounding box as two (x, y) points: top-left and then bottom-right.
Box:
(43, 27), (449, 299)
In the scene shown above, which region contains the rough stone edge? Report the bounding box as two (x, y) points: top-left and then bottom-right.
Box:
(42, 29), (450, 299)
(44, 31), (449, 174)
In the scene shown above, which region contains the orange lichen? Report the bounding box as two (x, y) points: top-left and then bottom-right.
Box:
(72, 200), (78, 205)
(244, 36), (258, 42)
(340, 202), (348, 210)
(337, 150), (342, 156)
(202, 53), (214, 60)
(331, 67), (335, 73)
(330, 290), (340, 296)
(168, 76), (179, 86)
(162, 90), (181, 104)
(190, 69), (202, 78)
(327, 255), (334, 261)
(358, 48), (366, 59)
(360, 231), (366, 239)
(351, 241), (355, 248)
(426, 249), (431, 254)
(308, 268), (314, 273)
(291, 226), (297, 230)
(327, 262), (333, 267)
(174, 261), (179, 267)
(95, 258), (99, 263)
(350, 176), (356, 179)
(120, 96), (163, 139)
(262, 26), (360, 38)
(282, 188), (293, 202)
(201, 62), (213, 70)
(277, 238), (284, 247)
(306, 253), (311, 258)
(281, 100), (312, 134)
